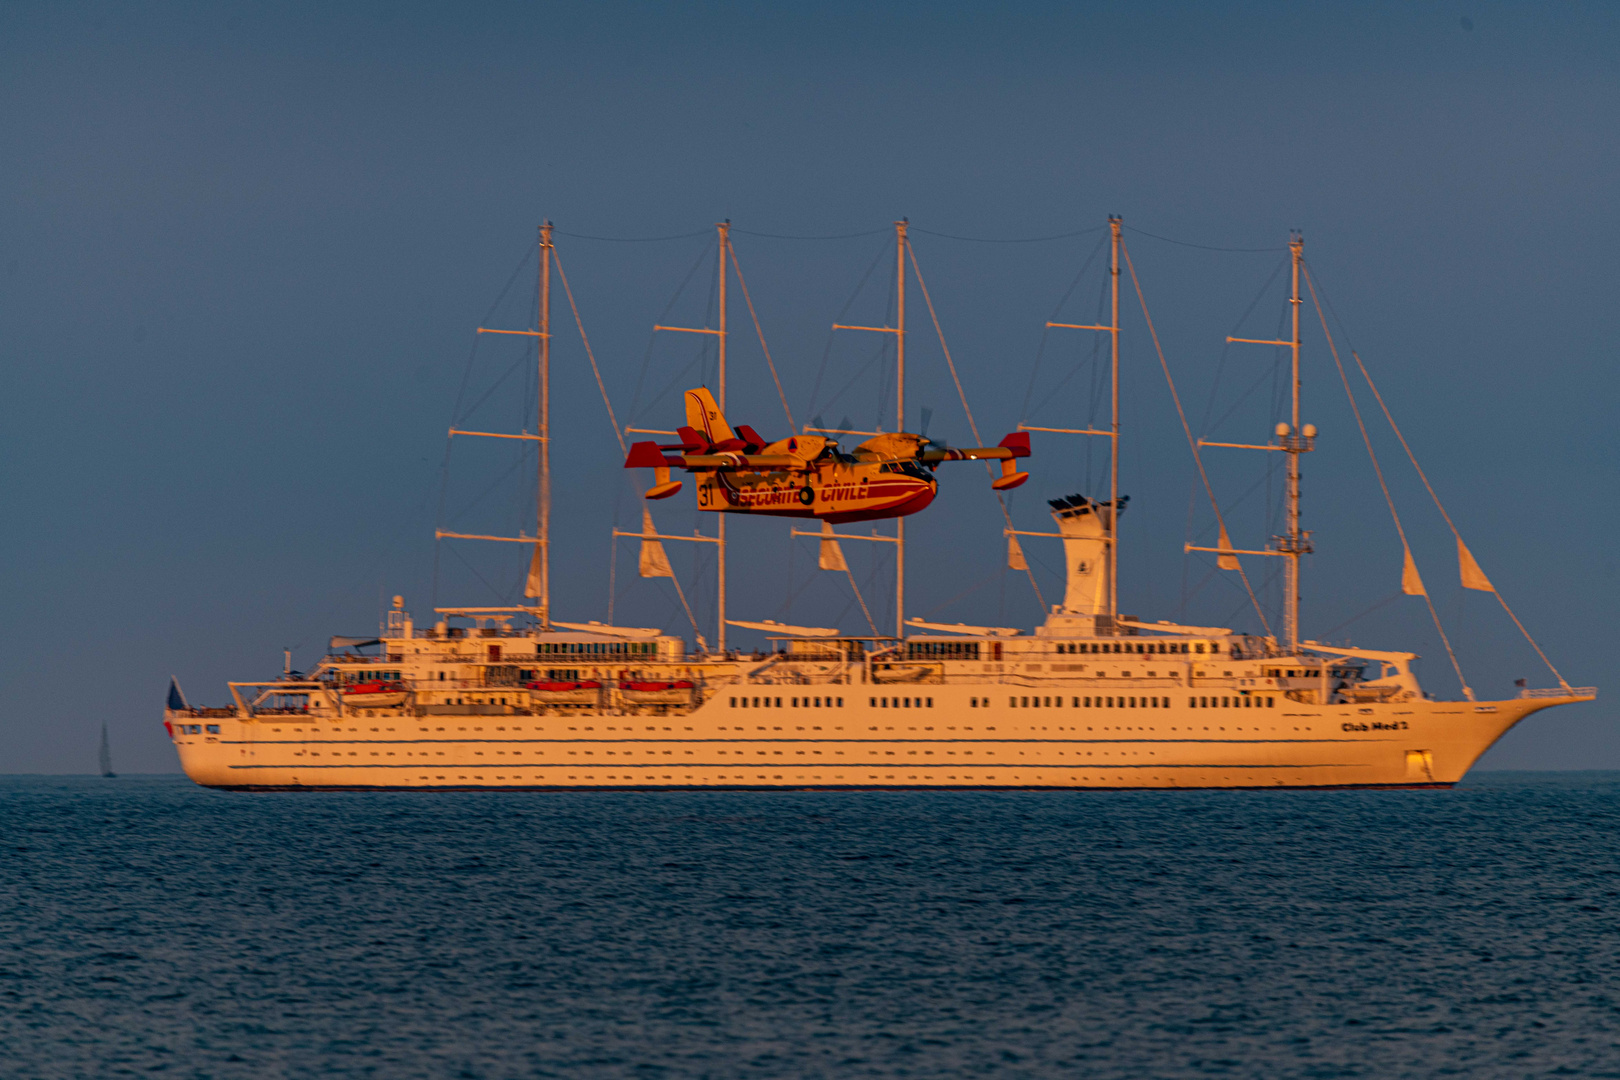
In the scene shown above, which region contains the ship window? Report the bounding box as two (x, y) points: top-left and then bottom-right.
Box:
(925, 698), (932, 708)
(1267, 697), (1275, 707)
(729, 697), (736, 707)
(1020, 697), (1028, 708)
(206, 724), (220, 734)
(1009, 697), (1016, 707)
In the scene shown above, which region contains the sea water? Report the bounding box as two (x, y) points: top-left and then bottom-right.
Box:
(3, 774), (1619, 1078)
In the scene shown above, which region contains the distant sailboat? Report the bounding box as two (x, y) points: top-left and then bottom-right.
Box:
(99, 721), (115, 778)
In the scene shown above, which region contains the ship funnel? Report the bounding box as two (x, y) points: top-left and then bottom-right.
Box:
(1045, 493), (1126, 625)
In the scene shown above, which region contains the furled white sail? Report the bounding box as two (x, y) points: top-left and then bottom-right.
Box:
(1006, 533), (1027, 571)
(1458, 537), (1493, 592)
(1216, 525), (1240, 571)
(524, 542), (543, 598)
(638, 509), (673, 578)
(818, 521), (848, 572)
(725, 619), (839, 637)
(1401, 546), (1427, 596)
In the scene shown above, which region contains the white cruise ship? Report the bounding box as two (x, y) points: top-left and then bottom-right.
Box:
(165, 221), (1593, 790)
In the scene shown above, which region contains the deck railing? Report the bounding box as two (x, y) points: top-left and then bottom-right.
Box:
(1519, 686), (1598, 699)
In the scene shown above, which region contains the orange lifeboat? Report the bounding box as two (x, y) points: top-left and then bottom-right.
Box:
(341, 680), (407, 709)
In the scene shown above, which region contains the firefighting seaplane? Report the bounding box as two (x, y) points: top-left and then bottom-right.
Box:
(623, 388), (1031, 523)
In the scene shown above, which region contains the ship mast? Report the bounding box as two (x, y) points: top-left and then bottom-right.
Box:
(1216, 232), (1312, 651)
(716, 221), (728, 654)
(1033, 215), (1124, 631)
(894, 218), (906, 640)
(538, 222), (552, 630)
(441, 224), (557, 627)
(1107, 215), (1120, 625)
(1282, 232), (1305, 651)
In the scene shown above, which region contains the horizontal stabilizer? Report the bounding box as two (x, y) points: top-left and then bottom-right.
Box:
(734, 425), (768, 453)
(625, 441), (673, 469)
(998, 431), (1032, 458)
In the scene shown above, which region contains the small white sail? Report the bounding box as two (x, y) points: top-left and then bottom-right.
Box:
(1007, 533), (1028, 571)
(1401, 546), (1427, 596)
(1458, 537), (1494, 592)
(638, 509), (673, 578)
(1216, 525), (1240, 571)
(523, 542), (544, 598)
(818, 521), (848, 572)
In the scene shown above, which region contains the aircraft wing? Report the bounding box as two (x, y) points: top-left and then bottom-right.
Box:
(920, 432), (1032, 464)
(675, 453), (798, 469)
(624, 441), (796, 471)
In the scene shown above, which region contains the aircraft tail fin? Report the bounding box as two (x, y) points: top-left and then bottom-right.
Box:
(684, 387), (736, 445)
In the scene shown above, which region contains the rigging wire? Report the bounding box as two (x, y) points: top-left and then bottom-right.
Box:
(1303, 264), (1472, 699)
(1320, 592), (1405, 641)
(627, 238), (716, 425)
(725, 239), (797, 432)
(1184, 257), (1287, 621)
(912, 224), (1106, 244)
(733, 227), (890, 241)
(1120, 236), (1274, 639)
(434, 242), (538, 609)
(552, 248), (625, 453)
(1018, 233), (1109, 421)
(556, 228), (711, 243)
(1123, 226), (1287, 254)
(1306, 261), (1572, 691)
(906, 240), (1045, 610)
(807, 236), (902, 423)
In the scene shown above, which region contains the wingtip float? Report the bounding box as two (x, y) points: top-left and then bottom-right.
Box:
(624, 388), (1030, 523)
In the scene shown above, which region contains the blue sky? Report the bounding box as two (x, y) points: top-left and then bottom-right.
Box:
(3, 1), (1615, 771)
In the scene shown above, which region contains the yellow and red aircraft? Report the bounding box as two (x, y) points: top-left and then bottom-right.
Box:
(624, 388), (1030, 524)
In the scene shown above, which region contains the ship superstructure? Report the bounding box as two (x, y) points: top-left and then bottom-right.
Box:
(165, 220), (1594, 789)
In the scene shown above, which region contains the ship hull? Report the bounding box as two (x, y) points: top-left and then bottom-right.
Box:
(166, 691), (1578, 791)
